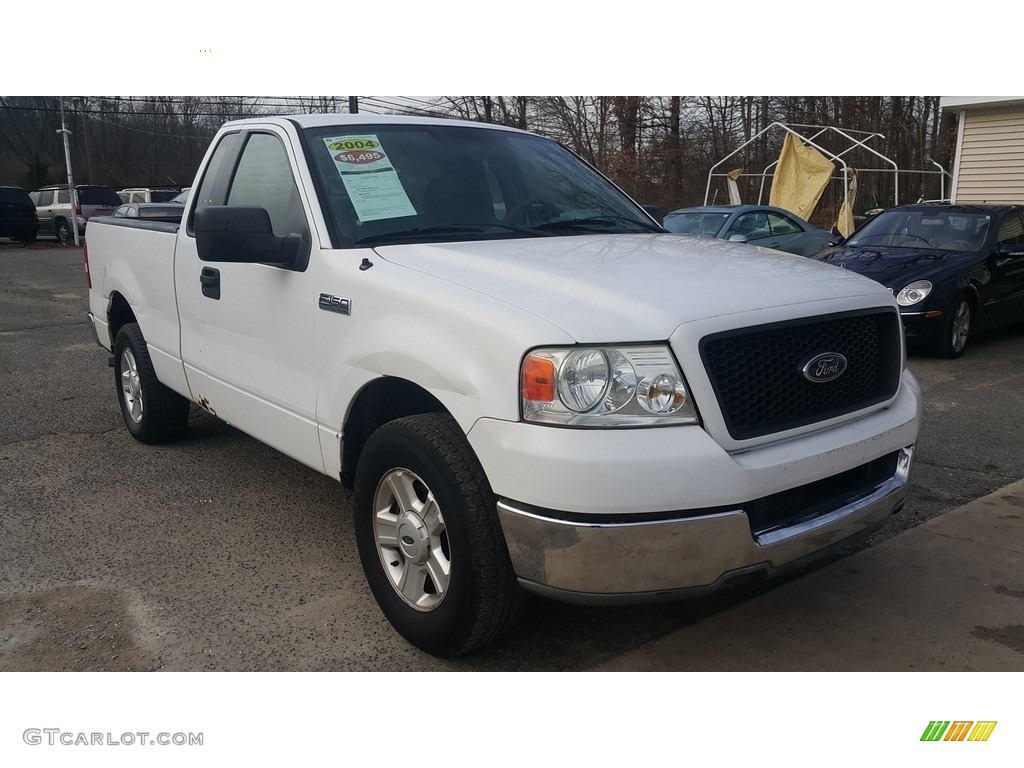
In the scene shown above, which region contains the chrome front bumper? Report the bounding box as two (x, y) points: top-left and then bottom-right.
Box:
(497, 445), (914, 604)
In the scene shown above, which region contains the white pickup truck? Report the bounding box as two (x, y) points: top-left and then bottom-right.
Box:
(86, 114), (921, 656)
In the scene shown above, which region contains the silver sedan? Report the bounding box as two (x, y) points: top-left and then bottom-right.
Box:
(663, 204), (838, 257)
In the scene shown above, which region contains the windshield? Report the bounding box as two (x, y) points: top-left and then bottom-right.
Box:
(662, 211), (729, 236)
(302, 123), (660, 247)
(847, 209), (991, 252)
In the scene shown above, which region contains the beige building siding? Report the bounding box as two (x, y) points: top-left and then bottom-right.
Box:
(953, 107), (1024, 204)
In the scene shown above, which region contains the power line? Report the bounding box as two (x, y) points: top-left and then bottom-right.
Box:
(359, 97), (451, 119)
(0, 97), (452, 120)
(89, 114), (205, 139)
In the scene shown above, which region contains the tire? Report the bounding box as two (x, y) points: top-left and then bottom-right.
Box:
(353, 413), (527, 656)
(54, 218), (72, 245)
(934, 294), (973, 359)
(113, 323), (190, 443)
(15, 230), (37, 244)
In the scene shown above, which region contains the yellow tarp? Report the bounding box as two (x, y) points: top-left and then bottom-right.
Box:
(768, 133), (833, 221)
(836, 168), (858, 238)
(726, 168), (743, 205)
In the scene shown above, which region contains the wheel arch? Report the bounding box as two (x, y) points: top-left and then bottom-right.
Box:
(107, 291), (139, 345)
(339, 377), (449, 488)
(953, 276), (981, 307)
(963, 280), (981, 317)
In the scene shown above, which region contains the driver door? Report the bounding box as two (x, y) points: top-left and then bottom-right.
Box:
(175, 127), (324, 473)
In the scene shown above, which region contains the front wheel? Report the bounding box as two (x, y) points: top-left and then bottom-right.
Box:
(934, 295), (972, 358)
(113, 323), (190, 443)
(353, 413), (526, 656)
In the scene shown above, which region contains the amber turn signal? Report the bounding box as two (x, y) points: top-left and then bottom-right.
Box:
(522, 355), (556, 402)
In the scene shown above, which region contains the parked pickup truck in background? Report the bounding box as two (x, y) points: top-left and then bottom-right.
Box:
(85, 115), (921, 656)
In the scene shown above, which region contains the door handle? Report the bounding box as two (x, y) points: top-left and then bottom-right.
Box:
(200, 267), (221, 300)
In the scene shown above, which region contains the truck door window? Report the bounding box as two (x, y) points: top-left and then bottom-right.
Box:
(227, 133), (309, 242)
(187, 131), (243, 234)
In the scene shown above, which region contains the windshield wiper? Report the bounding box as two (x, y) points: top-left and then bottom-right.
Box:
(533, 214), (665, 233)
(354, 223), (553, 246)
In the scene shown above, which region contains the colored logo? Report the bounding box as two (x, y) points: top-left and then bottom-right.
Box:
(920, 721), (997, 742)
(801, 352), (848, 383)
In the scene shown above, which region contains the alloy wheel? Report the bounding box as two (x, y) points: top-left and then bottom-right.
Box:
(120, 348), (144, 423)
(372, 468), (451, 611)
(951, 300), (971, 353)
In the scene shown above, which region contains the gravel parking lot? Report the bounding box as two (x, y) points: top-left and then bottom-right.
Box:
(2, 242), (1023, 671)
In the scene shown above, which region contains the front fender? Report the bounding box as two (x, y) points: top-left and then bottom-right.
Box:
(315, 255), (574, 448)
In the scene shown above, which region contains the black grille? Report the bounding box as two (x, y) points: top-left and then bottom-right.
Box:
(700, 310), (902, 440)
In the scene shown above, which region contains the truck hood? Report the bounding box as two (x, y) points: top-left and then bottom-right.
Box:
(375, 234), (892, 342)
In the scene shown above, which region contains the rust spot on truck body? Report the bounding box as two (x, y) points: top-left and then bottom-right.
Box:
(196, 396), (216, 417)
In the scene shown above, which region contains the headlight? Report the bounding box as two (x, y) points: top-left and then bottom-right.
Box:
(521, 345), (699, 426)
(557, 349), (612, 412)
(897, 280), (933, 307)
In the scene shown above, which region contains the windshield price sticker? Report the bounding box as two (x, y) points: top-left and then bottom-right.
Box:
(322, 134), (416, 222)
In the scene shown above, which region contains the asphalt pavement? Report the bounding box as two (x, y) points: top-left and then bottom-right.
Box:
(1, 242), (1023, 671)
(594, 478), (1024, 670)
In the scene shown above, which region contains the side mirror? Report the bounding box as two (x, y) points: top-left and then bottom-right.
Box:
(728, 234), (749, 243)
(194, 206), (303, 268)
(641, 205), (663, 225)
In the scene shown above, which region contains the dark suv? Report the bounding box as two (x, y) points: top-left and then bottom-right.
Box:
(29, 184), (122, 243)
(0, 186), (41, 243)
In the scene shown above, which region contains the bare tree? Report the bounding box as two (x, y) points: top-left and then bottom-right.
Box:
(0, 95), (958, 216)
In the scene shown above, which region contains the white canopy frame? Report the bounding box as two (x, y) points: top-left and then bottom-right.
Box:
(704, 122), (950, 214)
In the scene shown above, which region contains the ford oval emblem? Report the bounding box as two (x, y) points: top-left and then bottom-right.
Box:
(802, 352), (848, 383)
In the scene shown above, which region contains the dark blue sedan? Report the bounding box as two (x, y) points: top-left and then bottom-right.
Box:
(814, 203), (1024, 358)
(662, 204), (837, 257)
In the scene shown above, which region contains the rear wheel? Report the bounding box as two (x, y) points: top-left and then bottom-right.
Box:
(113, 323), (190, 443)
(934, 294), (972, 358)
(15, 230), (37, 243)
(54, 218), (72, 245)
(353, 413), (526, 656)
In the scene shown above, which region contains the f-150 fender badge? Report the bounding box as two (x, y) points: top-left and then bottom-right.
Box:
(319, 294), (351, 315)
(801, 352), (848, 383)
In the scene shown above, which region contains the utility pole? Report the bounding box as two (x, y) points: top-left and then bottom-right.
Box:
(348, 96), (358, 114)
(57, 97), (80, 246)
